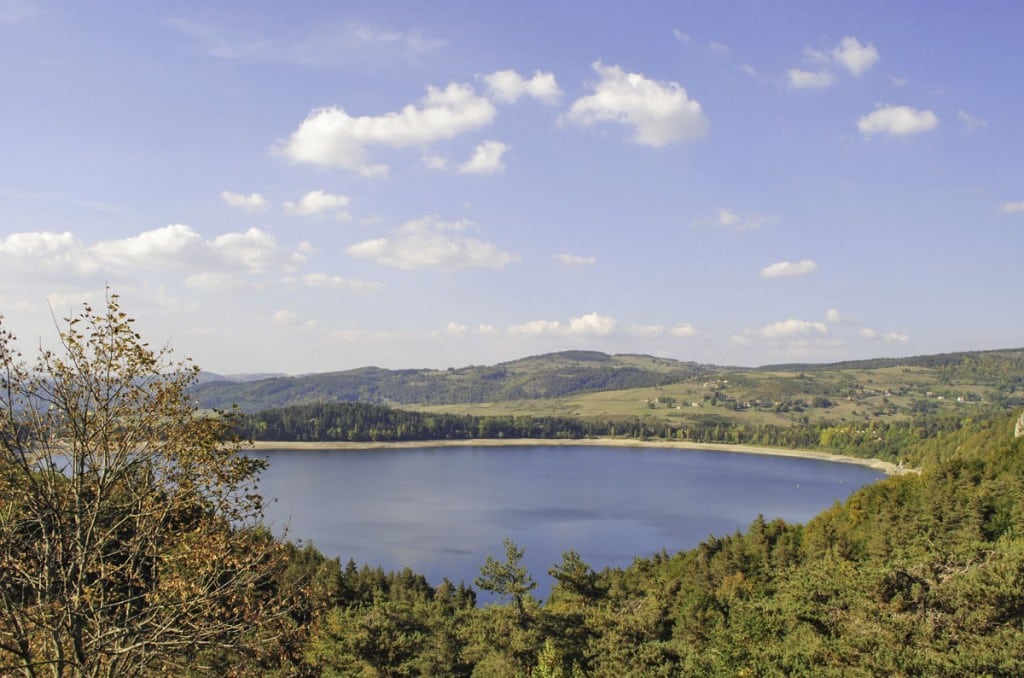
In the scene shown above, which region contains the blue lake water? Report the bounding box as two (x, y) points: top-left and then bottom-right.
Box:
(255, 445), (884, 599)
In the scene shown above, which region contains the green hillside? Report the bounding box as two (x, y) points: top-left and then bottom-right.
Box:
(196, 349), (1024, 434)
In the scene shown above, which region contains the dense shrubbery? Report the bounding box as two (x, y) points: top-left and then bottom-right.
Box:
(237, 400), (974, 463)
(247, 413), (1024, 676)
(4, 297), (1022, 675)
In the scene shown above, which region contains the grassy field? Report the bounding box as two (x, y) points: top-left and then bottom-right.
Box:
(411, 364), (1008, 427)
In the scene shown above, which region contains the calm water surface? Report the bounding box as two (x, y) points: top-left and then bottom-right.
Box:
(256, 445), (883, 597)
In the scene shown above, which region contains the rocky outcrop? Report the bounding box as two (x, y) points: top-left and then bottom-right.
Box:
(1016, 412), (1024, 439)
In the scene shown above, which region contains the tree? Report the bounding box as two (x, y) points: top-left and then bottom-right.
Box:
(0, 293), (283, 676)
(474, 538), (536, 622)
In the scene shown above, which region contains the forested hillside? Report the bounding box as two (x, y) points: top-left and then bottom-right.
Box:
(197, 349), (1024, 435)
(193, 351), (712, 410)
(244, 412), (1024, 676)
(239, 401), (972, 464)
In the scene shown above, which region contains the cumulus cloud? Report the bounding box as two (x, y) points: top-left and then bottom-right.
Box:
(185, 272), (254, 291)
(569, 312), (616, 335)
(760, 259), (817, 278)
(209, 228), (303, 273)
(277, 82), (496, 176)
(272, 309), (298, 325)
(713, 208), (777, 231)
(857, 105), (938, 137)
(788, 69), (834, 89)
(346, 216), (517, 270)
(0, 231), (93, 274)
(670, 323), (698, 337)
(860, 328), (909, 344)
(508, 312), (617, 336)
(556, 253), (596, 266)
(299, 273), (383, 291)
(567, 62), (709, 147)
(999, 201), (1024, 213)
(832, 36), (879, 76)
(92, 224), (205, 268)
(445, 321), (469, 336)
(284, 190), (351, 219)
(458, 140), (509, 174)
(761, 319), (828, 338)
(483, 69), (562, 104)
(220, 190), (269, 213)
(508, 319), (563, 336)
(826, 308), (844, 323)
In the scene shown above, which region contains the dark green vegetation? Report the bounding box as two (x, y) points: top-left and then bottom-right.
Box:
(198, 348), (1024, 437)
(258, 413), (1024, 676)
(4, 297), (1023, 675)
(238, 400), (969, 465)
(194, 351), (717, 411)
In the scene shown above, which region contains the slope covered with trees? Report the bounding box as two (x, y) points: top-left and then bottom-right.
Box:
(4, 296), (1022, 675)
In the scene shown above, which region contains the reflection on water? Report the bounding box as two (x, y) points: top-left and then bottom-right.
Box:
(256, 445), (883, 599)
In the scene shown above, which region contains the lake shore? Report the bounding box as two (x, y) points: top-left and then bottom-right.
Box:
(250, 438), (910, 475)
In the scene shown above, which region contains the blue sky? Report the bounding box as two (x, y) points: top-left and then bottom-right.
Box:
(1, 0), (1022, 374)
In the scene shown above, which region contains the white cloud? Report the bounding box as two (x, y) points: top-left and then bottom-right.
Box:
(788, 68), (834, 89)
(422, 154), (448, 170)
(508, 319), (563, 336)
(958, 109), (986, 132)
(857, 105), (938, 137)
(185, 272), (254, 291)
(299, 273), (383, 291)
(445, 321), (468, 336)
(209, 228), (296, 273)
(284, 190), (351, 219)
(714, 208), (776, 231)
(346, 216), (517, 270)
(0, 231), (92, 274)
(277, 82), (496, 176)
(483, 69), (562, 104)
(999, 201), (1024, 213)
(556, 253), (596, 266)
(507, 313), (617, 337)
(760, 259), (817, 278)
(569, 312), (616, 335)
(826, 308), (844, 323)
(0, 225), (310, 285)
(670, 323), (697, 337)
(832, 36), (879, 76)
(92, 224), (205, 268)
(672, 29), (691, 43)
(860, 328), (909, 344)
(567, 62), (709, 147)
(708, 42), (729, 53)
(737, 64), (757, 77)
(220, 190), (269, 213)
(272, 309), (298, 325)
(761, 319), (828, 338)
(458, 140), (509, 175)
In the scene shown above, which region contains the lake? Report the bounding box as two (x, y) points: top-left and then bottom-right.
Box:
(255, 444), (884, 599)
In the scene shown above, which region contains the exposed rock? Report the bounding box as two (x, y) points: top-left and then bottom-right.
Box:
(1016, 412), (1024, 439)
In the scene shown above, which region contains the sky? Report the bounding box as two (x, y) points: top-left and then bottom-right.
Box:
(1, 0), (1023, 375)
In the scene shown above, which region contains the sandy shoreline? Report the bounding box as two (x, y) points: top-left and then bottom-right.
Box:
(250, 438), (909, 475)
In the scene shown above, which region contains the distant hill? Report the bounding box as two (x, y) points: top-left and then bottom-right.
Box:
(191, 350), (710, 411)
(191, 347), (1024, 414)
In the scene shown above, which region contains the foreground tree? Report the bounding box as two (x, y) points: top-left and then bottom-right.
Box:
(0, 294), (282, 676)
